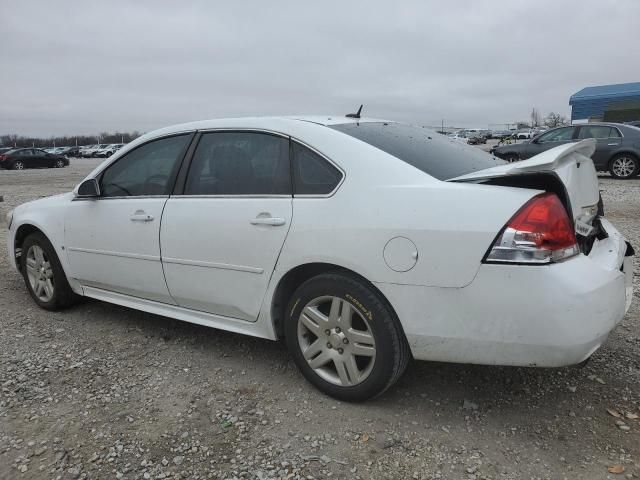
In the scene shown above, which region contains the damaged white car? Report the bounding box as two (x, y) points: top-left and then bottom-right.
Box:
(6, 116), (634, 401)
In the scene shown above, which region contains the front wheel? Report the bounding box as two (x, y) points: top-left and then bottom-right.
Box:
(21, 232), (78, 310)
(505, 154), (519, 163)
(609, 154), (639, 179)
(285, 273), (410, 401)
(55, 159), (65, 168)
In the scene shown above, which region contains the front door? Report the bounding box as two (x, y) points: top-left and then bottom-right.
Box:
(160, 131), (292, 321)
(530, 126), (578, 156)
(65, 133), (193, 303)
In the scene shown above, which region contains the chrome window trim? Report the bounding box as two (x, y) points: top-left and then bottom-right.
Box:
(72, 195), (170, 202)
(171, 194), (291, 199)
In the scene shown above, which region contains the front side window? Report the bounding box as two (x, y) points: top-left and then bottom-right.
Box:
(291, 142), (343, 195)
(537, 127), (575, 143)
(184, 132), (290, 195)
(100, 134), (190, 197)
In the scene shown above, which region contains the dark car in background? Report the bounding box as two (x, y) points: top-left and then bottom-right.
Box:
(491, 123), (640, 178)
(0, 148), (70, 170)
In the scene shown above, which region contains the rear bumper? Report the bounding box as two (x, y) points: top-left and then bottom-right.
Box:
(377, 218), (633, 367)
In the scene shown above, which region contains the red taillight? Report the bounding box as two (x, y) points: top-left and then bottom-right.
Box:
(0, 155), (6, 161)
(485, 192), (579, 264)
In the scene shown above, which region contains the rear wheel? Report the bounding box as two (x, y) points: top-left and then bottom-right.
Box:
(609, 154), (639, 179)
(285, 273), (410, 401)
(12, 160), (25, 170)
(21, 232), (78, 310)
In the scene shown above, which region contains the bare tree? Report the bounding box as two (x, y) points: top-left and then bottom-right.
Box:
(543, 112), (568, 128)
(530, 108), (541, 128)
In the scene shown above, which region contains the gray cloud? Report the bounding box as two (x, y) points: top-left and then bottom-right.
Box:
(1, 0), (639, 136)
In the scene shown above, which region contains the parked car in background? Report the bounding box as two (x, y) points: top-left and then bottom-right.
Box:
(81, 144), (109, 157)
(491, 130), (512, 139)
(491, 123), (640, 178)
(95, 144), (125, 158)
(59, 146), (82, 157)
(5, 116), (633, 400)
(467, 133), (487, 145)
(0, 148), (70, 170)
(515, 129), (533, 140)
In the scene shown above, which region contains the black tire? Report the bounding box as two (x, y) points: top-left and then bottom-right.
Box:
(20, 232), (78, 311)
(609, 153), (639, 179)
(285, 272), (410, 401)
(55, 159), (65, 168)
(12, 160), (25, 170)
(505, 154), (519, 163)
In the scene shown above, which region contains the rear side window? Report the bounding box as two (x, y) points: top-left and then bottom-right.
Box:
(185, 132), (290, 195)
(292, 142), (343, 195)
(578, 126), (620, 139)
(329, 122), (503, 180)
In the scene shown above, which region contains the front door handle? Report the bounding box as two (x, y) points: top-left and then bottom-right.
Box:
(250, 216), (286, 226)
(130, 210), (154, 222)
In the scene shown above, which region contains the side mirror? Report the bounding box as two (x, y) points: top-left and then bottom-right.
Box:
(76, 179), (100, 198)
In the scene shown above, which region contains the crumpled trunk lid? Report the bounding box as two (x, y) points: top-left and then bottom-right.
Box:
(448, 139), (601, 231)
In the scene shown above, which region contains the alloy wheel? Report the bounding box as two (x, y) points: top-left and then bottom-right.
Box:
(14, 161), (24, 170)
(612, 156), (636, 178)
(297, 296), (376, 387)
(55, 160), (65, 168)
(25, 245), (55, 302)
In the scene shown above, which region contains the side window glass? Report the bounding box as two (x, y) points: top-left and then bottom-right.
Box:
(538, 127), (574, 143)
(609, 128), (621, 138)
(579, 126), (613, 139)
(184, 132), (290, 195)
(292, 142), (343, 195)
(100, 134), (190, 197)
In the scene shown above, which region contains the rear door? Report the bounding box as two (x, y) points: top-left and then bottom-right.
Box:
(160, 131), (292, 321)
(576, 125), (622, 169)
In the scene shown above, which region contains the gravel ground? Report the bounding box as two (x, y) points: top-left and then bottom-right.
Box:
(0, 158), (638, 480)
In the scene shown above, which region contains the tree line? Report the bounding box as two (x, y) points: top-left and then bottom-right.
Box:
(0, 131), (142, 148)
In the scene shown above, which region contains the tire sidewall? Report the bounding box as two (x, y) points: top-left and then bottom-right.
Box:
(21, 233), (69, 310)
(285, 274), (400, 401)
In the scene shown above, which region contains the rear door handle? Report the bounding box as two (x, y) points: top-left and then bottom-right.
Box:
(250, 217), (286, 226)
(130, 210), (154, 222)
(607, 143), (620, 146)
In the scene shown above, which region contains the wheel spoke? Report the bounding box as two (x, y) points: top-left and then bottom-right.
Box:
(348, 329), (374, 346)
(338, 302), (353, 329)
(328, 297), (341, 324)
(300, 309), (325, 337)
(351, 342), (376, 357)
(308, 350), (332, 369)
(26, 262), (38, 276)
(303, 339), (324, 360)
(33, 247), (44, 264)
(44, 279), (54, 298)
(334, 355), (360, 386)
(34, 281), (44, 296)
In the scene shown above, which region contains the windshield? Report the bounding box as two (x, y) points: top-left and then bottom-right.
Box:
(329, 122), (504, 180)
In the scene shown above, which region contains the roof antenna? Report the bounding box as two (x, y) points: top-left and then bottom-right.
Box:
(346, 104), (363, 119)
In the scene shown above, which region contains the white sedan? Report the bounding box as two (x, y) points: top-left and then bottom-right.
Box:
(6, 116), (634, 401)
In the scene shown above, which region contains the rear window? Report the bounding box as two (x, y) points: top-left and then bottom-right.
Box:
(329, 122), (504, 180)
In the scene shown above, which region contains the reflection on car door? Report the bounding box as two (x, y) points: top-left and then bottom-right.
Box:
(64, 134), (193, 303)
(160, 131), (293, 321)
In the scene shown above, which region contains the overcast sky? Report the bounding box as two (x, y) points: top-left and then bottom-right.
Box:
(1, 0), (638, 137)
